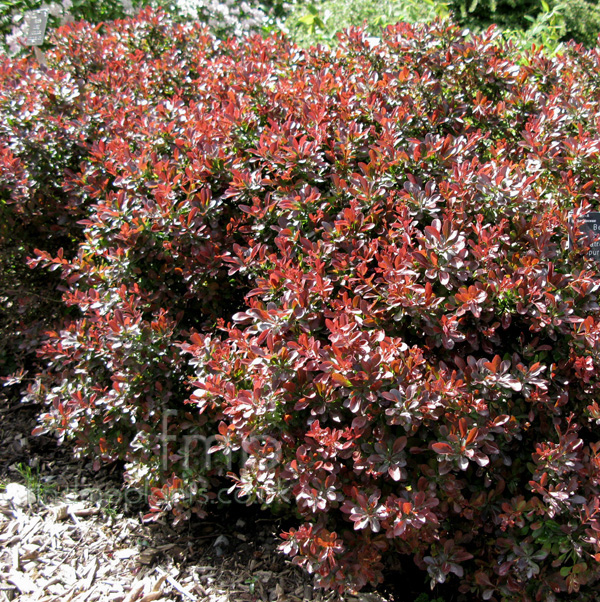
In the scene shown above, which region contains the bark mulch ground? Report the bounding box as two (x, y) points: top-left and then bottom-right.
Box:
(0, 391), (433, 602)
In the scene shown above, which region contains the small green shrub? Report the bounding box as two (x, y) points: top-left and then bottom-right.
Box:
(451, 0), (600, 47)
(498, 0), (566, 54)
(555, 0), (600, 47)
(285, 0), (448, 46)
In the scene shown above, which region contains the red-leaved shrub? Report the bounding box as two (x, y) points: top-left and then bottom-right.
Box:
(4, 9), (600, 600)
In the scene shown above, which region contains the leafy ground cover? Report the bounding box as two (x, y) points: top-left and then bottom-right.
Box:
(3, 7), (600, 601)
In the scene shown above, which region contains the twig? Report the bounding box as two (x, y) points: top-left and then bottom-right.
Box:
(155, 567), (197, 601)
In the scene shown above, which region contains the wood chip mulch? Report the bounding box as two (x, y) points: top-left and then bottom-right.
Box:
(0, 392), (390, 602)
(0, 497), (352, 602)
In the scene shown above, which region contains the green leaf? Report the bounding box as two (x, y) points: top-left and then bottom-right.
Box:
(297, 7), (325, 32)
(298, 13), (317, 26)
(560, 566), (571, 577)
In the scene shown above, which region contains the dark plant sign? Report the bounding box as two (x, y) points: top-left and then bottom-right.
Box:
(579, 212), (600, 261)
(24, 9), (49, 46)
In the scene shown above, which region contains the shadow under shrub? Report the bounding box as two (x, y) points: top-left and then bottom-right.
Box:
(0, 49), (91, 382)
(4, 9), (600, 601)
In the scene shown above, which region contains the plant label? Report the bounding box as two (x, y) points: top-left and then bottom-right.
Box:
(576, 212), (600, 261)
(25, 9), (49, 47)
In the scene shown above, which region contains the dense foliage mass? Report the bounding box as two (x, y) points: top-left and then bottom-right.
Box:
(4, 9), (600, 600)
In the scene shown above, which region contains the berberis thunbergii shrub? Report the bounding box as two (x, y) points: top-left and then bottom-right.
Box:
(4, 8), (600, 600)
